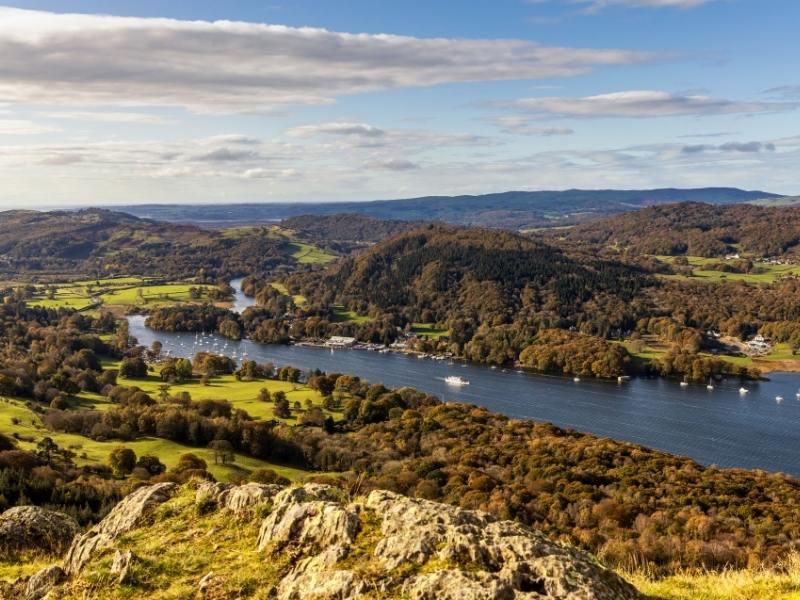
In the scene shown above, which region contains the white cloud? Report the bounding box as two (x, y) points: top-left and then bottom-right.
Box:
(43, 111), (174, 124)
(528, 0), (717, 9)
(499, 90), (798, 119)
(491, 116), (574, 135)
(287, 122), (386, 138)
(681, 141), (776, 154)
(363, 158), (420, 171)
(765, 85), (800, 100)
(0, 119), (60, 134)
(0, 6), (656, 113)
(576, 0), (716, 9)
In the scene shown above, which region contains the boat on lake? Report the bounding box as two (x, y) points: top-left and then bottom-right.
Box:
(445, 375), (469, 386)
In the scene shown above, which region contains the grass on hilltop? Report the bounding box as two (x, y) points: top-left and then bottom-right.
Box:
(625, 555), (800, 599)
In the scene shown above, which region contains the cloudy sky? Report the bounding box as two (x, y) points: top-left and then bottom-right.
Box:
(0, 0), (797, 207)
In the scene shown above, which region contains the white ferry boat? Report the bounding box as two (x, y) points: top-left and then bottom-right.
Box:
(444, 375), (470, 386)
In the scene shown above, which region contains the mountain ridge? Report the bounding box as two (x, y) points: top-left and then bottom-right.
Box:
(111, 187), (784, 229)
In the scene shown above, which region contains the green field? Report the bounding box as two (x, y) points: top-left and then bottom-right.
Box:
(0, 397), (308, 482)
(24, 278), (220, 311)
(332, 306), (372, 323)
(270, 282), (308, 306)
(618, 337), (797, 371)
(108, 368), (330, 424)
(654, 255), (800, 283)
(411, 323), (450, 339)
(287, 241), (337, 264)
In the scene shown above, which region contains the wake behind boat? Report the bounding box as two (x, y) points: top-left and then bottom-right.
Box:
(445, 375), (470, 386)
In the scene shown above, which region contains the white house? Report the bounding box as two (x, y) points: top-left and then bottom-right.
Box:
(746, 335), (771, 352)
(327, 336), (356, 348)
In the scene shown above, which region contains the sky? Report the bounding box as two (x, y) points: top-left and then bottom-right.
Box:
(0, 0), (798, 207)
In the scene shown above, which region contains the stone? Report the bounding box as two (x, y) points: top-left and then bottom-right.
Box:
(0, 506), (80, 556)
(257, 485), (359, 552)
(111, 549), (136, 584)
(64, 482), (176, 574)
(276, 545), (365, 600)
(24, 565), (65, 600)
(222, 482), (282, 513)
(402, 570), (514, 600)
(363, 489), (641, 599)
(196, 481), (281, 514)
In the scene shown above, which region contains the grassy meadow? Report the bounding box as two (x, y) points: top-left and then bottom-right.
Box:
(331, 305), (372, 323)
(410, 323), (450, 339)
(269, 282), (307, 306)
(0, 396), (308, 482)
(654, 255), (800, 283)
(287, 241), (337, 264)
(24, 277), (220, 311)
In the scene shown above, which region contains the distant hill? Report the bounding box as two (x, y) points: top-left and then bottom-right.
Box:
(556, 201), (800, 258)
(0, 208), (292, 279)
(291, 224), (649, 335)
(116, 187), (782, 230)
(281, 213), (426, 244)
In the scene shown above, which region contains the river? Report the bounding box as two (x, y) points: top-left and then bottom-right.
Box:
(126, 279), (800, 476)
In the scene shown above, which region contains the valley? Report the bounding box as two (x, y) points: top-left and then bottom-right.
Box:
(3, 201), (800, 598)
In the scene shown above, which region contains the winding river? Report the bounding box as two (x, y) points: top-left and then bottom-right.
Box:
(127, 279), (800, 476)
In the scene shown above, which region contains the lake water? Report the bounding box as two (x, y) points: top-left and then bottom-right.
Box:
(126, 279), (800, 476)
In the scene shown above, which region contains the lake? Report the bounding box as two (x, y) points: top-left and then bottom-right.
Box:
(126, 279), (800, 476)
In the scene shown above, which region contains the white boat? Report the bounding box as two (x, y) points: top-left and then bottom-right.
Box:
(706, 384), (714, 390)
(445, 376), (469, 386)
(739, 387), (749, 394)
(680, 381), (689, 387)
(573, 377), (580, 382)
(776, 396), (784, 403)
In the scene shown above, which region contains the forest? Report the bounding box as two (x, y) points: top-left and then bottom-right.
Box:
(0, 209), (306, 281)
(554, 202), (800, 259)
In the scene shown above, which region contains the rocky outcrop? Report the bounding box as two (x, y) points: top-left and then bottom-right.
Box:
(0, 506), (79, 556)
(257, 485), (360, 553)
(257, 484), (640, 600)
(9, 481), (639, 599)
(64, 482), (176, 574)
(196, 481), (282, 513)
(24, 565), (66, 600)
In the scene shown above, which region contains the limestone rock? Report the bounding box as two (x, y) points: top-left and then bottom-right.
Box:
(111, 549), (136, 584)
(24, 565), (66, 600)
(196, 481), (281, 513)
(276, 544), (366, 600)
(223, 482), (282, 512)
(0, 506), (79, 556)
(257, 496), (360, 551)
(64, 482), (176, 574)
(365, 489), (640, 599)
(261, 484), (639, 599)
(93, 482), (176, 537)
(402, 570), (514, 600)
